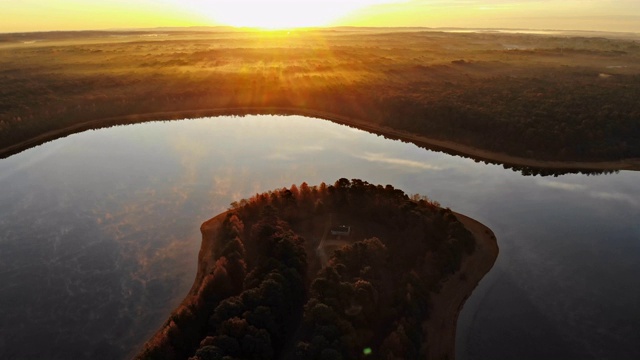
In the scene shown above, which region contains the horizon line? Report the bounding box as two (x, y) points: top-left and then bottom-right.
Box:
(2, 25), (639, 36)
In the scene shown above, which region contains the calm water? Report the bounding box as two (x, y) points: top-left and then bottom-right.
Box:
(0, 115), (638, 359)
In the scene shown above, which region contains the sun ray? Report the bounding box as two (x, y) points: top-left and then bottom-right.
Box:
(183, 0), (404, 29)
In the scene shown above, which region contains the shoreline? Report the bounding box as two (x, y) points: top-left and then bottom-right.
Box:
(2, 106), (639, 172)
(423, 212), (499, 360)
(135, 211), (228, 359)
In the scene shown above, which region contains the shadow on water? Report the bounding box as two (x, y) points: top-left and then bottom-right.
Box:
(465, 273), (580, 360)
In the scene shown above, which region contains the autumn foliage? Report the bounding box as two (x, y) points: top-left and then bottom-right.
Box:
(137, 179), (476, 359)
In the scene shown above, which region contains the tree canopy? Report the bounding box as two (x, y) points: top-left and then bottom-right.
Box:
(137, 179), (477, 360)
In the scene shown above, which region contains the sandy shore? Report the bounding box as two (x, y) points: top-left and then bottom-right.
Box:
(135, 211), (227, 358)
(191, 212), (229, 295)
(2, 107), (639, 172)
(423, 212), (499, 360)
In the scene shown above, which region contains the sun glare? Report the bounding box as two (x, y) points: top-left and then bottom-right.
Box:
(184, 0), (400, 29)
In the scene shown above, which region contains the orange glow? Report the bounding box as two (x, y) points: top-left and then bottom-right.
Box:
(182, 0), (403, 29)
(1, 1), (638, 33)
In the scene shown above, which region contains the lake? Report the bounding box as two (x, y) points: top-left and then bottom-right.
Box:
(0, 115), (638, 359)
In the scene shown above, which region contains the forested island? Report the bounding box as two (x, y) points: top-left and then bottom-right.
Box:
(1, 28), (640, 171)
(136, 179), (498, 360)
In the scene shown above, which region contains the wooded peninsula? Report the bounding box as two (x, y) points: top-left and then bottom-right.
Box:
(1, 28), (639, 172)
(136, 179), (498, 360)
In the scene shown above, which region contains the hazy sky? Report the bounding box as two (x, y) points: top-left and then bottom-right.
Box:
(2, 0), (639, 33)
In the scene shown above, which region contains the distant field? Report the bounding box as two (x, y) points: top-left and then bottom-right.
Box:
(1, 28), (639, 163)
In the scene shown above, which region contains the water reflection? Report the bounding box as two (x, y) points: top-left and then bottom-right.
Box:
(0, 115), (639, 359)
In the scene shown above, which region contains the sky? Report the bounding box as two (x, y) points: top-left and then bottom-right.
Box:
(1, 0), (639, 33)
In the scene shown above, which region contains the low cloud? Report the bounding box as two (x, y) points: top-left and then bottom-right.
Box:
(537, 180), (587, 192)
(590, 191), (639, 208)
(538, 179), (639, 208)
(356, 152), (443, 171)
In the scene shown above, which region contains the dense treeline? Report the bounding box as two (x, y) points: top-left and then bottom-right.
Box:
(377, 72), (640, 160)
(137, 179), (477, 359)
(1, 29), (639, 163)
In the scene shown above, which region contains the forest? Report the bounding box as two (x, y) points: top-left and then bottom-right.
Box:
(1, 28), (639, 165)
(136, 179), (484, 360)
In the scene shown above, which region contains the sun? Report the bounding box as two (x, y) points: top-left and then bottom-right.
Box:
(184, 0), (398, 29)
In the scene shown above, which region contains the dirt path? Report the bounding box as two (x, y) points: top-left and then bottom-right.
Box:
(315, 213), (333, 268)
(2, 106), (639, 172)
(423, 212), (499, 360)
(314, 213), (351, 268)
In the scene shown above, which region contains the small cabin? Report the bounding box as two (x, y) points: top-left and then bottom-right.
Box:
(330, 225), (351, 236)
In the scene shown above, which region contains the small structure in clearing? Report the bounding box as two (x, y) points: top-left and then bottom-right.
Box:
(330, 225), (351, 236)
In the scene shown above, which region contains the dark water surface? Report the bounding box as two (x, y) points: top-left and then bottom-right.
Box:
(0, 115), (638, 359)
